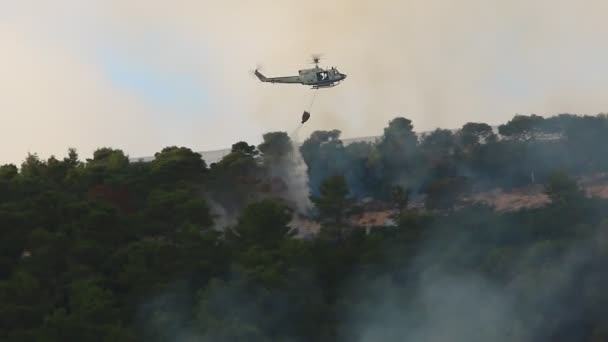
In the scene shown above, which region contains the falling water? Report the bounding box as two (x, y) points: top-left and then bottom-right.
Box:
(284, 124), (313, 215)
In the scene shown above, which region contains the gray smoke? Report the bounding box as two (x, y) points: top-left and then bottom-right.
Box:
(6, 1), (608, 164)
(138, 208), (604, 342)
(338, 218), (600, 342)
(204, 195), (237, 230)
(263, 126), (313, 216)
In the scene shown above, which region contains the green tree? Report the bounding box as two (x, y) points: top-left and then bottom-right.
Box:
(419, 128), (457, 158)
(207, 141), (264, 215)
(544, 171), (584, 206)
(390, 185), (410, 210)
(258, 132), (292, 164)
(20, 153), (46, 179)
(229, 198), (294, 247)
(459, 122), (496, 148)
(423, 176), (471, 210)
(311, 175), (350, 225)
(87, 148), (129, 170)
(300, 130), (350, 196)
(151, 146), (207, 184)
(0, 270), (47, 340)
(143, 187), (213, 238)
(64, 148), (80, 167)
(0, 164), (18, 180)
(231, 141), (259, 157)
(225, 199), (296, 287)
(498, 114), (545, 141)
(375, 117), (419, 195)
(81, 148), (130, 186)
(194, 277), (272, 342)
(561, 115), (608, 171)
(377, 117), (418, 159)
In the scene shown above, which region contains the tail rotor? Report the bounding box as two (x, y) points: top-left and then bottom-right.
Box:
(248, 63), (264, 79)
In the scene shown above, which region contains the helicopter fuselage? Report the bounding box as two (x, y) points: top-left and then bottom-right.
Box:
(255, 66), (346, 89)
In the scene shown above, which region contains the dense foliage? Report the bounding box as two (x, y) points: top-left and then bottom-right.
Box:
(3, 113), (608, 341)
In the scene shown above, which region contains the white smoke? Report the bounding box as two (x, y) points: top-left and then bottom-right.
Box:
(204, 195), (237, 230)
(284, 125), (313, 215)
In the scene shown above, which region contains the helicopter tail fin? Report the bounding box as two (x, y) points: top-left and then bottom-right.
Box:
(254, 69), (269, 82)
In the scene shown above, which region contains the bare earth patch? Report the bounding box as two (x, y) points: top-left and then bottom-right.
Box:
(464, 185), (550, 212)
(290, 174), (608, 235)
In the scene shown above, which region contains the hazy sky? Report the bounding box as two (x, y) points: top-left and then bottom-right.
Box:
(3, 0), (608, 164)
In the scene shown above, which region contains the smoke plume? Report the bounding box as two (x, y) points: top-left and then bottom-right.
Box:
(338, 213), (602, 341)
(5, 1), (608, 163)
(262, 126), (313, 216)
(285, 125), (313, 215)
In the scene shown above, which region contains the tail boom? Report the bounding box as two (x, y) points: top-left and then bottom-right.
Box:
(255, 70), (301, 84)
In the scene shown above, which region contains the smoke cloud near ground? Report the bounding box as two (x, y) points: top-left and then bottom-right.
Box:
(262, 125), (313, 216)
(204, 195), (237, 230)
(338, 218), (600, 342)
(139, 214), (602, 341)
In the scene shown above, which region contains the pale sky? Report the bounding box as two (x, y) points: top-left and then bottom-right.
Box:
(2, 0), (608, 165)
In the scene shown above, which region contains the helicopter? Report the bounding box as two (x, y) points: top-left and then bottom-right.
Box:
(254, 55), (347, 89)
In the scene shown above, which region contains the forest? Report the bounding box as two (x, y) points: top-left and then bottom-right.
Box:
(3, 113), (608, 341)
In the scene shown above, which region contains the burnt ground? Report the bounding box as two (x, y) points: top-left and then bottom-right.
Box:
(292, 173), (608, 236)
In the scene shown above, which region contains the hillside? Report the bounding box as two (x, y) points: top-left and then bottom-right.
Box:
(4, 114), (608, 341)
(131, 135), (382, 165)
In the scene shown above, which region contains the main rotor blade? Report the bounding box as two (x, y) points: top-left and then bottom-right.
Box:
(310, 53), (324, 64)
